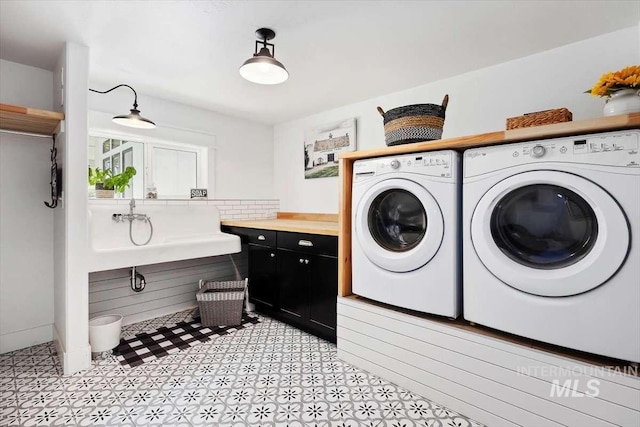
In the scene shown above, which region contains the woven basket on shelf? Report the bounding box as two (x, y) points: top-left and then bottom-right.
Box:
(506, 108), (572, 130)
(196, 279), (246, 327)
(378, 95), (449, 146)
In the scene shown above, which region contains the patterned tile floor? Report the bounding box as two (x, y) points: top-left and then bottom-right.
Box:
(0, 309), (484, 427)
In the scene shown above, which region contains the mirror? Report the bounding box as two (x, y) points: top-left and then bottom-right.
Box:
(88, 112), (214, 199)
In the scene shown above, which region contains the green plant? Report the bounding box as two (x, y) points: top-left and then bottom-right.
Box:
(88, 166), (137, 194)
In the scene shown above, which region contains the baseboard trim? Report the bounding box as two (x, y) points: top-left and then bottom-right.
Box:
(53, 324), (91, 375)
(0, 324), (53, 354)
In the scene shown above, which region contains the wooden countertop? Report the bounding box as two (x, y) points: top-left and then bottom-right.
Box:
(221, 212), (339, 236)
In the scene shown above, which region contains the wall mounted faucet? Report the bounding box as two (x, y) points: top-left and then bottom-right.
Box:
(112, 198), (154, 246)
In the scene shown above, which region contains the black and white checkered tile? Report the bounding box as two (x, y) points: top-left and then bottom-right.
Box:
(0, 309), (485, 427)
(115, 314), (261, 368)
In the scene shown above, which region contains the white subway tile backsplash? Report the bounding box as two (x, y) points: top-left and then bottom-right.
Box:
(88, 199), (119, 205)
(89, 198), (278, 219)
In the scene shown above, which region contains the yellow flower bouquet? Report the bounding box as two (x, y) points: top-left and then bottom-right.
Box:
(587, 65), (640, 97)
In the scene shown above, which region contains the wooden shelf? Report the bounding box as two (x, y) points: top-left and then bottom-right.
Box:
(0, 103), (64, 136)
(341, 112), (640, 160)
(338, 113), (640, 297)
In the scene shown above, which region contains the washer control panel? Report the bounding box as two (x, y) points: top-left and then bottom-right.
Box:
(464, 130), (640, 177)
(530, 145), (546, 158)
(353, 150), (457, 181)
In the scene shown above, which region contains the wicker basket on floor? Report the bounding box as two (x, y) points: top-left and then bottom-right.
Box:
(196, 279), (246, 327)
(506, 108), (572, 130)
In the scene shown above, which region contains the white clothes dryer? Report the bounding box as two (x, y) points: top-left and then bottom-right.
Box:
(352, 150), (461, 317)
(463, 130), (640, 362)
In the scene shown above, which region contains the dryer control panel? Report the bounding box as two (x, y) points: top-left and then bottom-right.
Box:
(464, 130), (640, 177)
(353, 150), (457, 182)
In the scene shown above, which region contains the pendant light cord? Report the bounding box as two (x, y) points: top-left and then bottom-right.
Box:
(89, 84), (139, 109)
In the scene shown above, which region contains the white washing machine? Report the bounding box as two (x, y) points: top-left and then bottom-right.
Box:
(463, 130), (640, 362)
(352, 150), (461, 317)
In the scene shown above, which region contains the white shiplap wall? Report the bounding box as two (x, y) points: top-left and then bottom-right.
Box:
(89, 250), (248, 325)
(337, 296), (640, 427)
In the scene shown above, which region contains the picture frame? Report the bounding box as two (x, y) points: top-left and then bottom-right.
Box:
(304, 118), (356, 179)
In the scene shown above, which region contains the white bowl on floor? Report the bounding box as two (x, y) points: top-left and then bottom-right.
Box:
(89, 314), (123, 353)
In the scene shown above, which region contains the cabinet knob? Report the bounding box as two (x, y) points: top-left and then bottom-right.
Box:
(299, 258), (304, 264)
(298, 239), (314, 247)
(257, 235), (266, 241)
(270, 253), (275, 258)
(304, 259), (309, 264)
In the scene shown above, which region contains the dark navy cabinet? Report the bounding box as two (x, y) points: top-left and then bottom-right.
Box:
(248, 244), (278, 308)
(222, 226), (338, 342)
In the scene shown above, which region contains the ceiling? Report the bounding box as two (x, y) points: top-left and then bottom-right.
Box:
(1, 1), (638, 124)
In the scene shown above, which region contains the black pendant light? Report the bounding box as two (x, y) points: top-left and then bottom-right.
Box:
(239, 28), (289, 85)
(89, 84), (156, 129)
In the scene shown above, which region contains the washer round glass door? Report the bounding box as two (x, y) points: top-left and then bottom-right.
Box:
(356, 178), (444, 272)
(471, 170), (629, 296)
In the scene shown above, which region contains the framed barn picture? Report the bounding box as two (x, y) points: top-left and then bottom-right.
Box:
(304, 118), (356, 179)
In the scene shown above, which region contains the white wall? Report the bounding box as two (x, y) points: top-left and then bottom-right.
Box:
(52, 43), (91, 374)
(273, 27), (640, 213)
(88, 91), (274, 199)
(0, 60), (55, 353)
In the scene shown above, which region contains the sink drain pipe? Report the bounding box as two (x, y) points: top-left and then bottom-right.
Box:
(130, 266), (146, 292)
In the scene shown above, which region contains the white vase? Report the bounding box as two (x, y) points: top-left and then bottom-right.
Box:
(603, 88), (640, 117)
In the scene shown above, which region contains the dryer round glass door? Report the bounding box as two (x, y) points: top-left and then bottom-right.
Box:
(355, 178), (444, 272)
(471, 170), (630, 296)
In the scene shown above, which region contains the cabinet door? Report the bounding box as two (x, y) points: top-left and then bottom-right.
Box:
(277, 250), (309, 320)
(309, 255), (338, 331)
(248, 244), (277, 307)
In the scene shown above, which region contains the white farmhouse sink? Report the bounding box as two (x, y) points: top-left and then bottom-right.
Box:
(87, 204), (240, 272)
